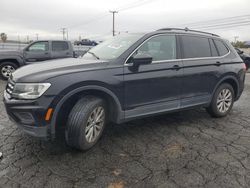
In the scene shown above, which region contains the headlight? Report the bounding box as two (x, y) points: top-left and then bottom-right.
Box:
(12, 83), (51, 99)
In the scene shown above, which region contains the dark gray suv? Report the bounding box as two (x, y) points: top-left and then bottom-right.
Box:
(4, 28), (246, 150)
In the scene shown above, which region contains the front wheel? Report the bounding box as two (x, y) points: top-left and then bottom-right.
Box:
(0, 62), (17, 80)
(206, 83), (235, 117)
(65, 96), (106, 150)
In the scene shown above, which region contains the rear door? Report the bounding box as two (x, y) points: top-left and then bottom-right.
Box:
(180, 35), (227, 107)
(24, 41), (51, 63)
(124, 34), (183, 119)
(51, 41), (73, 59)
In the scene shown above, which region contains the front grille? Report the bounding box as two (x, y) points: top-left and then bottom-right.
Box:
(6, 78), (15, 96)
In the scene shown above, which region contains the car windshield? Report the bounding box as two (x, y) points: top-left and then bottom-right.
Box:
(81, 34), (143, 60)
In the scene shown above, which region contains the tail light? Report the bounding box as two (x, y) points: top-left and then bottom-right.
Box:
(243, 63), (247, 71)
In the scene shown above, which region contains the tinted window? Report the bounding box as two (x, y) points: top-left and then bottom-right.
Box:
(209, 39), (218, 57)
(136, 35), (176, 61)
(214, 40), (229, 56)
(182, 36), (211, 58)
(52, 41), (69, 51)
(28, 42), (49, 51)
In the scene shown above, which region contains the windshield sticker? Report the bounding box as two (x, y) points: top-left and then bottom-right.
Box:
(108, 44), (122, 49)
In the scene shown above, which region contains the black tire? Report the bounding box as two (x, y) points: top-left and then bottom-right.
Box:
(245, 62), (249, 70)
(65, 96), (107, 150)
(206, 83), (235, 118)
(0, 62), (18, 80)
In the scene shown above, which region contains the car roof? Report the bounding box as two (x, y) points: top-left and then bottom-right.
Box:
(148, 28), (221, 39)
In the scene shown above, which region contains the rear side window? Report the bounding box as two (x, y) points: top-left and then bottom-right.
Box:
(52, 41), (69, 51)
(182, 36), (211, 58)
(214, 40), (229, 56)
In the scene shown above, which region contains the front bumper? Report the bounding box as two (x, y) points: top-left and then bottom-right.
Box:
(3, 91), (53, 139)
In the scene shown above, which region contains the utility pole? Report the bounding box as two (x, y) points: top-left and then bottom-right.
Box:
(234, 36), (239, 43)
(109, 10), (118, 36)
(61, 28), (67, 40)
(36, 33), (39, 40)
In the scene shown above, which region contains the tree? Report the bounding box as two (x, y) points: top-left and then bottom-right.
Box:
(231, 41), (247, 48)
(0, 33), (7, 42)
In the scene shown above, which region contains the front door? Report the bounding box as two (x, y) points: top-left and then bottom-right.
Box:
(124, 34), (183, 119)
(24, 41), (51, 63)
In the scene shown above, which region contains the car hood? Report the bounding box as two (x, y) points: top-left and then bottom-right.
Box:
(12, 58), (110, 82)
(0, 50), (23, 57)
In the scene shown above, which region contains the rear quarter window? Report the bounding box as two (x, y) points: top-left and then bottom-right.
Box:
(181, 36), (211, 58)
(214, 40), (229, 56)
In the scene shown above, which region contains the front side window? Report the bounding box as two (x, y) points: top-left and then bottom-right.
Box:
(28, 42), (49, 51)
(52, 41), (69, 51)
(135, 35), (176, 61)
(214, 40), (229, 56)
(82, 34), (143, 60)
(182, 36), (211, 58)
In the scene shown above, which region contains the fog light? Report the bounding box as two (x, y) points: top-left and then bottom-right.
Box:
(14, 112), (34, 124)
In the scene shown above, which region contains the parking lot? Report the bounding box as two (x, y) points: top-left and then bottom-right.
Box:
(0, 73), (249, 188)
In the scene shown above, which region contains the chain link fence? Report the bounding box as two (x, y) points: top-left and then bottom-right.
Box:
(0, 42), (92, 51)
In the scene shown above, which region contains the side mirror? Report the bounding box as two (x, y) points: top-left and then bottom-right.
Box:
(239, 50), (244, 54)
(132, 53), (153, 66)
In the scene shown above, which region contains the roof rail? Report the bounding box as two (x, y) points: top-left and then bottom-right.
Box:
(157, 28), (220, 37)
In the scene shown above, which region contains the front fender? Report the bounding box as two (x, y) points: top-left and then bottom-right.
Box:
(49, 85), (124, 137)
(0, 55), (24, 66)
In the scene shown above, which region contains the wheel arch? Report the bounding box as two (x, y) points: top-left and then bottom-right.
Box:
(50, 85), (123, 137)
(0, 58), (22, 67)
(212, 75), (239, 101)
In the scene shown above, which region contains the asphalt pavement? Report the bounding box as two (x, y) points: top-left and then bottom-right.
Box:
(0, 74), (250, 188)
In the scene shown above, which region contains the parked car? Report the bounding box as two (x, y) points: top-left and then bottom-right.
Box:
(4, 28), (246, 150)
(0, 40), (82, 80)
(235, 48), (250, 70)
(75, 39), (98, 46)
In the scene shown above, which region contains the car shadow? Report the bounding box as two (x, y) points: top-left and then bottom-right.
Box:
(39, 107), (211, 155)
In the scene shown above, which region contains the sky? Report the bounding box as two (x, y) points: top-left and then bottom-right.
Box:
(0, 0), (250, 42)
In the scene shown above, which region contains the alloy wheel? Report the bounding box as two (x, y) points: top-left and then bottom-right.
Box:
(85, 106), (105, 143)
(216, 88), (233, 113)
(1, 65), (15, 78)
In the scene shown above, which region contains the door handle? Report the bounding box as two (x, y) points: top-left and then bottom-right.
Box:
(172, 65), (181, 71)
(215, 61), (221, 66)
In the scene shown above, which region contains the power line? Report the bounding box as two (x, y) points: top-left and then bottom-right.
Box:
(68, 0), (157, 29)
(192, 21), (250, 30)
(117, 0), (156, 11)
(197, 22), (250, 31)
(174, 14), (250, 28)
(68, 14), (110, 29)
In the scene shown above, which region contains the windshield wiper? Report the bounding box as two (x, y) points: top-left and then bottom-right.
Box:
(87, 51), (100, 60)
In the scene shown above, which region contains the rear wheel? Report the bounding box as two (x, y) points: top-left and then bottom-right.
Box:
(65, 96), (106, 150)
(245, 61), (249, 70)
(0, 62), (17, 80)
(206, 83), (234, 117)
